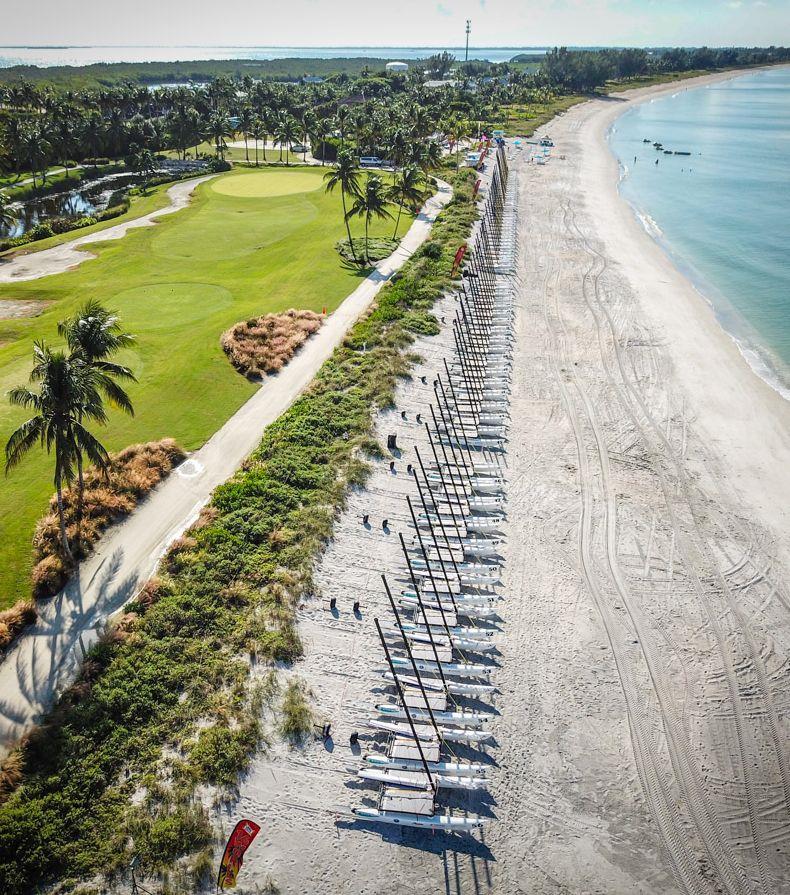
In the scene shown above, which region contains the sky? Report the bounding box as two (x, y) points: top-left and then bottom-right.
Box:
(1, 0), (788, 49)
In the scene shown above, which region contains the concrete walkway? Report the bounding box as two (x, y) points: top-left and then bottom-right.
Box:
(0, 175), (215, 283)
(0, 179), (452, 757)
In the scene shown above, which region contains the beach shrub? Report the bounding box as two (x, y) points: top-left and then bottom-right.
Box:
(0, 601), (37, 653)
(221, 309), (323, 379)
(279, 679), (314, 744)
(30, 439), (186, 598)
(0, 203), (127, 253)
(0, 165), (478, 895)
(335, 236), (399, 264)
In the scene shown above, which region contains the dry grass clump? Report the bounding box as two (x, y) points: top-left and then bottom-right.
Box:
(0, 751), (25, 803)
(221, 308), (322, 379)
(30, 439), (186, 599)
(278, 678), (315, 745)
(0, 601), (37, 652)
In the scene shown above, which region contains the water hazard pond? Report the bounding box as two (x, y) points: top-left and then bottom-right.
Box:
(1, 171), (142, 239)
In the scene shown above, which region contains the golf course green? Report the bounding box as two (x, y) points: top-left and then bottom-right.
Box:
(0, 165), (410, 607)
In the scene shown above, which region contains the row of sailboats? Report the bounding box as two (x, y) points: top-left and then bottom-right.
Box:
(351, 142), (519, 833)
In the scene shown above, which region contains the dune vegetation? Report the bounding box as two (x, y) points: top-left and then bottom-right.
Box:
(30, 439), (187, 599)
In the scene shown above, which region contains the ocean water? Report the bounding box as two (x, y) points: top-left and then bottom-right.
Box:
(609, 67), (790, 400)
(0, 46), (548, 68)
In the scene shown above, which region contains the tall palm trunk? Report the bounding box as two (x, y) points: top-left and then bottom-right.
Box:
(263, 135), (267, 161)
(244, 134), (249, 163)
(55, 480), (73, 563)
(393, 200), (404, 239)
(254, 142), (259, 166)
(364, 213), (370, 263)
(75, 453), (84, 552)
(341, 190), (359, 265)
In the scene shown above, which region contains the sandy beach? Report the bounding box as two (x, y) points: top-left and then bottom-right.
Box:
(220, 71), (790, 895)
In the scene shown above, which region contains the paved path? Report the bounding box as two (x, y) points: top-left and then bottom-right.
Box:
(0, 163), (85, 192)
(0, 179), (452, 756)
(0, 175), (215, 283)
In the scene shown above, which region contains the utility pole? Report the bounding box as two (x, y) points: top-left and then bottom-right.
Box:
(465, 19), (471, 62)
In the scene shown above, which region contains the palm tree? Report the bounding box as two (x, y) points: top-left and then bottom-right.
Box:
(238, 106), (255, 164)
(205, 111), (233, 160)
(337, 104), (350, 149)
(20, 125), (51, 188)
(345, 174), (393, 264)
(0, 193), (18, 235)
(81, 112), (105, 167)
(274, 114), (299, 165)
(324, 150), (362, 265)
(420, 140), (443, 173)
(129, 146), (157, 191)
(57, 300), (136, 537)
(249, 116), (265, 166)
(387, 165), (426, 239)
(300, 110), (315, 163)
(6, 343), (110, 563)
(311, 117), (331, 166)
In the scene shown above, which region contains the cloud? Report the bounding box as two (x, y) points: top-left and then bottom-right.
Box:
(436, 2), (453, 15)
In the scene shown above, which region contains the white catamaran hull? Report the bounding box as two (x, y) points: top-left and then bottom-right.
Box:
(363, 753), (489, 777)
(352, 807), (485, 831)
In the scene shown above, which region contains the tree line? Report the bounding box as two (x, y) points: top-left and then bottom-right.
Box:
(542, 45), (790, 93)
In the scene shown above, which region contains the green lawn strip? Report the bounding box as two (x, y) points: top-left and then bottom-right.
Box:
(0, 165), (409, 608)
(492, 94), (586, 137)
(165, 141), (306, 168)
(0, 166), (476, 893)
(602, 69), (712, 92)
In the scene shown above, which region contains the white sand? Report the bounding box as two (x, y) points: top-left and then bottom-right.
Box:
(221, 72), (790, 895)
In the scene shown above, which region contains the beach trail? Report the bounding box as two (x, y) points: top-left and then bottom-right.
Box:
(0, 180), (452, 757)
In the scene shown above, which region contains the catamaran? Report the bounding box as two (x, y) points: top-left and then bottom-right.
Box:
(358, 768), (488, 791)
(367, 718), (493, 744)
(363, 752), (489, 777)
(375, 703), (495, 729)
(352, 806), (486, 831)
(389, 655), (496, 677)
(382, 671), (497, 696)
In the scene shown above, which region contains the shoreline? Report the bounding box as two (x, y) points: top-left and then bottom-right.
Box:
(606, 68), (790, 405)
(573, 68), (790, 563)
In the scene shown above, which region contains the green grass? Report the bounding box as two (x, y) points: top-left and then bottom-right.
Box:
(603, 69), (715, 93)
(165, 140), (306, 168)
(0, 164), (406, 608)
(492, 93), (586, 137)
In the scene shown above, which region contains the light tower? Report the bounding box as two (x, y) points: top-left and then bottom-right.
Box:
(465, 20), (471, 62)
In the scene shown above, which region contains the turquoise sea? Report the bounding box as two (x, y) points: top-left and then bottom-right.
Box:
(609, 67), (790, 399)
